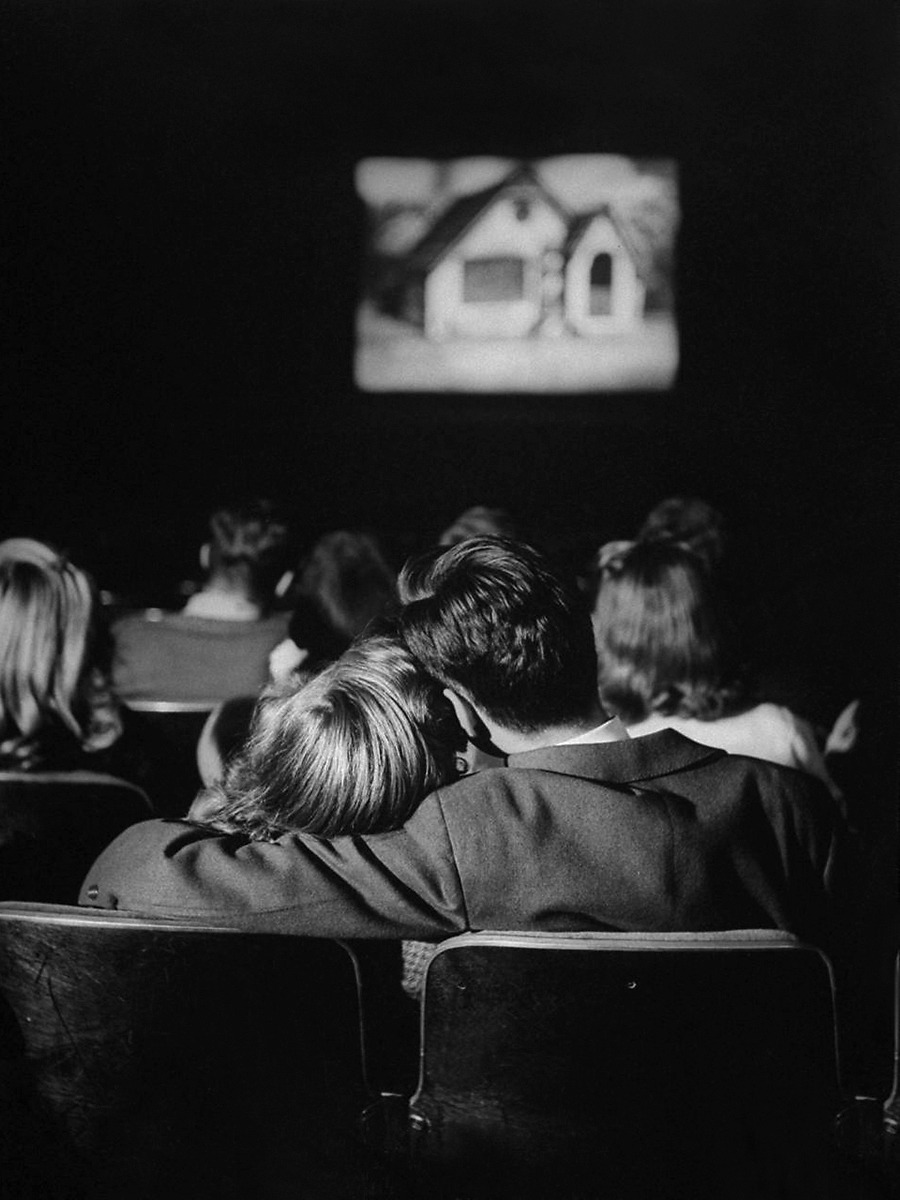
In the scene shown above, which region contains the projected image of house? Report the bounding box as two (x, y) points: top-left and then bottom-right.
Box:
(355, 156), (678, 393)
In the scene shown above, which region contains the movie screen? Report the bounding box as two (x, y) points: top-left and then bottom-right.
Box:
(355, 155), (679, 394)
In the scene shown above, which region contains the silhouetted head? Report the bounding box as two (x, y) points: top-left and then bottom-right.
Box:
(638, 495), (727, 569)
(438, 505), (518, 547)
(293, 530), (397, 643)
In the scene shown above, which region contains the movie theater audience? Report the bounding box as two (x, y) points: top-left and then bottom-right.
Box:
(82, 538), (842, 963)
(112, 499), (291, 703)
(592, 537), (840, 801)
(1, 520), (887, 1120)
(0, 538), (146, 783)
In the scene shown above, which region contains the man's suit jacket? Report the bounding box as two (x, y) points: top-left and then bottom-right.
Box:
(80, 731), (841, 944)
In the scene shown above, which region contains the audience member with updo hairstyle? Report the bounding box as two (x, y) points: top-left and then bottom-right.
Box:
(438, 505), (519, 548)
(587, 496), (728, 603)
(268, 530), (397, 683)
(193, 635), (465, 840)
(637, 495), (728, 570)
(0, 538), (141, 777)
(592, 538), (839, 799)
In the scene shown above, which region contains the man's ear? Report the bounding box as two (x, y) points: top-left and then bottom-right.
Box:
(199, 543), (211, 572)
(442, 688), (504, 758)
(442, 688), (480, 739)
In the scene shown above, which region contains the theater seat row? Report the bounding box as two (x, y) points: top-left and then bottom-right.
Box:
(0, 911), (893, 1200)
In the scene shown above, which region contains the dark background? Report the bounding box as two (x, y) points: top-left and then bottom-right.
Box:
(4, 0), (899, 717)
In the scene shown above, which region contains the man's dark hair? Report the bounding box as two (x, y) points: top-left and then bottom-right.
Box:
(398, 537), (598, 734)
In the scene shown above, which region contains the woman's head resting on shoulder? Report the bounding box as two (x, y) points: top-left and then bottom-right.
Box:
(592, 538), (745, 724)
(203, 634), (467, 840)
(0, 537), (120, 768)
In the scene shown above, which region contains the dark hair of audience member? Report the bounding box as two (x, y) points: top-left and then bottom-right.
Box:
(206, 498), (290, 609)
(438, 505), (518, 547)
(637, 495), (727, 570)
(291, 530), (397, 648)
(200, 635), (463, 840)
(593, 538), (746, 724)
(0, 538), (122, 769)
(398, 536), (598, 735)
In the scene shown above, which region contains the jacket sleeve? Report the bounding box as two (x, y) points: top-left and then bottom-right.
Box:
(78, 794), (469, 939)
(772, 768), (850, 952)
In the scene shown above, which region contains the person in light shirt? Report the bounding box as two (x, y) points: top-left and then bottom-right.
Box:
(112, 500), (291, 703)
(592, 537), (840, 802)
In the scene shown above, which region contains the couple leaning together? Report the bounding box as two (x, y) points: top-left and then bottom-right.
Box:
(82, 537), (841, 950)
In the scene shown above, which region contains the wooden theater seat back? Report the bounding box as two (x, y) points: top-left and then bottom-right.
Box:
(408, 929), (843, 1199)
(0, 904), (371, 1200)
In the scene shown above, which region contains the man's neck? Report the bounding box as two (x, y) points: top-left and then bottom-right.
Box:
(486, 701), (611, 756)
(184, 584), (261, 622)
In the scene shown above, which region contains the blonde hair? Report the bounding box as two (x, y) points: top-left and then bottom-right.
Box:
(203, 635), (463, 840)
(0, 538), (121, 768)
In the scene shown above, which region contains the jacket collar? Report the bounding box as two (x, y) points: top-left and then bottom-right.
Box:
(507, 729), (724, 785)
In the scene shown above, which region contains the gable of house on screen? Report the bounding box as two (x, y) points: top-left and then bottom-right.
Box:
(355, 156), (679, 393)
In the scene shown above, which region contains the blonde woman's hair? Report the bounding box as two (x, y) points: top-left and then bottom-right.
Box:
(0, 538), (121, 768)
(202, 635), (463, 840)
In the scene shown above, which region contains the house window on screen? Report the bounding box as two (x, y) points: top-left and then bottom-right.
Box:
(463, 257), (525, 303)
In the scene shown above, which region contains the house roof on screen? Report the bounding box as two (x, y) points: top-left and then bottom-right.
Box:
(404, 164), (570, 273)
